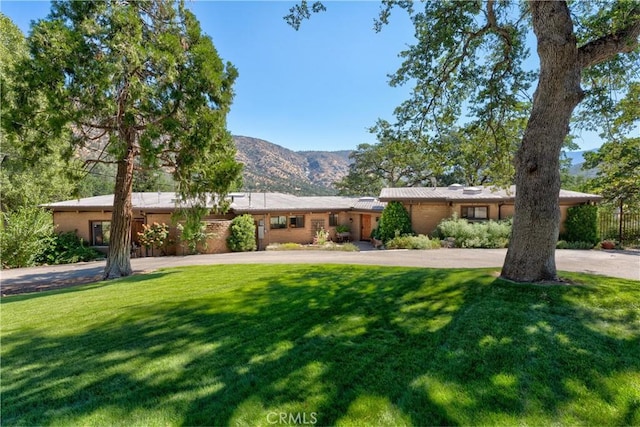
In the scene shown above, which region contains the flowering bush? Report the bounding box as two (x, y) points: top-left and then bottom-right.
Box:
(314, 228), (330, 245)
(137, 222), (170, 255)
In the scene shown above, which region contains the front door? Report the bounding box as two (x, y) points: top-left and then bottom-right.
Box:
(361, 214), (372, 241)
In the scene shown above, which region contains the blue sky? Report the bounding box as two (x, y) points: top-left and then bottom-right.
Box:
(1, 1), (602, 153)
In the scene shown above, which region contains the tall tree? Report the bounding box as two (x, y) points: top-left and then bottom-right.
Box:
(5, 0), (241, 279)
(288, 0), (640, 282)
(502, 1), (638, 281)
(0, 13), (79, 212)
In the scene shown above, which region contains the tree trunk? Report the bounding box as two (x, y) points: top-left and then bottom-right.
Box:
(103, 144), (136, 279)
(501, 1), (584, 282)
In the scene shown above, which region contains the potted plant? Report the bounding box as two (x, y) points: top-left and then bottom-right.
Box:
(600, 240), (616, 250)
(335, 224), (351, 242)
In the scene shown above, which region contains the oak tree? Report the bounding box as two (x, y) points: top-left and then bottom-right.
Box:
(335, 120), (435, 196)
(288, 0), (640, 282)
(6, 0), (241, 279)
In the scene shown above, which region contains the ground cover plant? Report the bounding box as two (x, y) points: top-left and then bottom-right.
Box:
(2, 265), (638, 426)
(266, 242), (359, 251)
(385, 234), (441, 250)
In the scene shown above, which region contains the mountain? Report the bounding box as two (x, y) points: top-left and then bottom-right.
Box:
(564, 150), (598, 177)
(564, 150), (589, 165)
(233, 136), (351, 195)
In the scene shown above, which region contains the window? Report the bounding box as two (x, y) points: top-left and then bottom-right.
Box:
(289, 215), (305, 228)
(461, 206), (488, 220)
(91, 221), (111, 246)
(270, 216), (287, 229)
(329, 214), (339, 227)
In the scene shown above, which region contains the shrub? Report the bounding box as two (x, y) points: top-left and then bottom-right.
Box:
(138, 222), (170, 255)
(563, 205), (598, 245)
(319, 242), (360, 251)
(266, 243), (302, 251)
(0, 207), (54, 268)
(370, 228), (381, 240)
(314, 228), (330, 245)
(265, 242), (359, 252)
(335, 224), (350, 233)
(435, 216), (512, 248)
(556, 240), (594, 249)
(338, 242), (359, 252)
(386, 235), (440, 250)
(227, 214), (256, 252)
(37, 231), (102, 265)
(378, 201), (413, 243)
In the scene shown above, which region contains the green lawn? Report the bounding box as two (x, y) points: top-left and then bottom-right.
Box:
(2, 265), (639, 426)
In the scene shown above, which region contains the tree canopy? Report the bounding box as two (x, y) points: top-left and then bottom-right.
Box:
(288, 0), (640, 282)
(4, 0), (242, 278)
(0, 13), (81, 212)
(583, 81), (640, 207)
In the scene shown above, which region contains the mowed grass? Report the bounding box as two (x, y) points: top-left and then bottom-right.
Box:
(2, 265), (639, 426)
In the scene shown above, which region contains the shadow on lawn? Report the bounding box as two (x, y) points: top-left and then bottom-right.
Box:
(2, 266), (639, 426)
(1, 271), (174, 303)
(0, 264), (106, 297)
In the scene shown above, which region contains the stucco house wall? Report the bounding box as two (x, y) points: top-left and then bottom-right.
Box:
(43, 193), (386, 256)
(249, 211), (360, 247)
(52, 211), (113, 244)
(381, 186), (601, 236)
(44, 188), (597, 256)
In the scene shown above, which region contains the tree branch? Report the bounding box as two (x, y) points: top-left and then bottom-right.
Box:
(84, 158), (119, 166)
(579, 11), (640, 68)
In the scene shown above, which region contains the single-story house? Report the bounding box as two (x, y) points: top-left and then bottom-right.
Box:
(43, 185), (600, 254)
(42, 192), (386, 253)
(230, 193), (385, 249)
(379, 184), (602, 235)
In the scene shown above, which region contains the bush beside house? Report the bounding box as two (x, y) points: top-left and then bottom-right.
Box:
(378, 201), (413, 243)
(0, 208), (102, 268)
(227, 214), (257, 252)
(561, 205), (599, 248)
(435, 216), (512, 248)
(138, 222), (170, 256)
(37, 232), (101, 265)
(386, 235), (440, 249)
(0, 208), (54, 268)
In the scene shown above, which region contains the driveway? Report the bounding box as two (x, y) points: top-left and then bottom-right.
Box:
(1, 247), (638, 296)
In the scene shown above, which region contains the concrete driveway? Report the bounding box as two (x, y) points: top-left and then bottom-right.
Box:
(2, 247), (638, 296)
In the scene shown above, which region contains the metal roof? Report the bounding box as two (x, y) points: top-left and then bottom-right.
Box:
(43, 186), (598, 213)
(43, 193), (184, 211)
(379, 185), (601, 203)
(42, 192), (387, 213)
(231, 193), (357, 212)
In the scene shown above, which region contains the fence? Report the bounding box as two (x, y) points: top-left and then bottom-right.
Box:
(599, 211), (640, 243)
